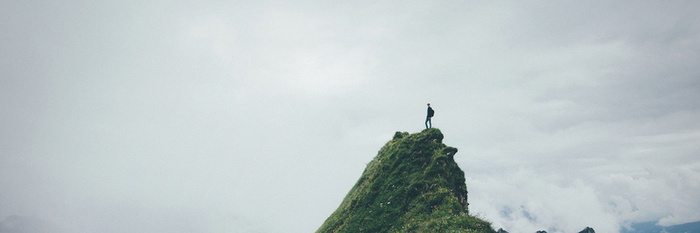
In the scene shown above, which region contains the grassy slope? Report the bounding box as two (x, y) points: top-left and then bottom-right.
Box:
(317, 128), (495, 233)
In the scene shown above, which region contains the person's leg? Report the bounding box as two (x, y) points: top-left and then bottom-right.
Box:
(425, 117), (429, 129)
(428, 118), (432, 128)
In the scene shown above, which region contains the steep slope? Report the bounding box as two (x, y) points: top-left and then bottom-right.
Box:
(317, 128), (495, 233)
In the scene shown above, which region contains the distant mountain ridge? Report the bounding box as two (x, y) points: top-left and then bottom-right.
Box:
(622, 221), (700, 233)
(316, 128), (495, 233)
(498, 226), (596, 233)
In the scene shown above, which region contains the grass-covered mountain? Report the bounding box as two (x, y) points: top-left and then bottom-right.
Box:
(317, 128), (495, 233)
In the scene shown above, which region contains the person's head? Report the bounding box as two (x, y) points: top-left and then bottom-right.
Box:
(427, 103), (430, 107)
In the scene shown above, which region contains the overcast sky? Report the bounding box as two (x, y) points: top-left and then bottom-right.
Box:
(2, 1), (699, 233)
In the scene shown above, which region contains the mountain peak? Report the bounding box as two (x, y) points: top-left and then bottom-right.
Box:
(317, 128), (495, 233)
(579, 227), (596, 233)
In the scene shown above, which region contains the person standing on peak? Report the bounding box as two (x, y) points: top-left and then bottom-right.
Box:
(425, 103), (435, 129)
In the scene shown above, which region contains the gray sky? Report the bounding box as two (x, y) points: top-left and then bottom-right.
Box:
(2, 1), (699, 233)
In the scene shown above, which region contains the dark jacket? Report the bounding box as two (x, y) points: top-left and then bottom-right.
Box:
(427, 107), (434, 117)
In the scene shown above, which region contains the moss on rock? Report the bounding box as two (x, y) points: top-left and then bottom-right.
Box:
(317, 128), (495, 233)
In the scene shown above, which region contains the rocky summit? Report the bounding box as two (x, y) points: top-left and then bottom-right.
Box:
(317, 128), (495, 233)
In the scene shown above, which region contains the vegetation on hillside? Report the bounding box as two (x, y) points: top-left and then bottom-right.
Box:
(317, 128), (495, 233)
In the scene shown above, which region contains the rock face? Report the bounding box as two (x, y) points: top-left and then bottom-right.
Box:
(316, 128), (495, 233)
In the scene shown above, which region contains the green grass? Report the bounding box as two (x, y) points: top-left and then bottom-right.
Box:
(317, 128), (495, 233)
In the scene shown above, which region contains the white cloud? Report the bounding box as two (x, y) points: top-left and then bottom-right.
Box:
(468, 169), (619, 233)
(595, 162), (700, 227)
(184, 7), (378, 99)
(2, 1), (699, 233)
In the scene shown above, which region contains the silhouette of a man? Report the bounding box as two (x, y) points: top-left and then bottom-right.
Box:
(425, 103), (434, 129)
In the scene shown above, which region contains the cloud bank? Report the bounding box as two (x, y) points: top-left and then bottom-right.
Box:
(1, 1), (699, 233)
